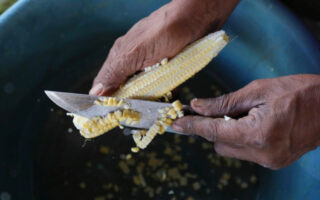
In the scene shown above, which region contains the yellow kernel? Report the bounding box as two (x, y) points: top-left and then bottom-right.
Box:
(125, 154), (132, 160)
(117, 99), (124, 106)
(169, 113), (177, 119)
(94, 196), (105, 200)
(79, 182), (86, 189)
(250, 175), (257, 184)
(114, 110), (122, 119)
(118, 161), (130, 174)
(94, 100), (102, 105)
(192, 182), (201, 191)
(158, 125), (166, 135)
(122, 109), (130, 118)
(167, 108), (176, 116)
(131, 147), (140, 153)
(172, 100), (183, 111)
(240, 182), (248, 189)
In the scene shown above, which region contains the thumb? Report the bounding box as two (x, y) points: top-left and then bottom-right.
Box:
(190, 84), (264, 117)
(89, 57), (138, 96)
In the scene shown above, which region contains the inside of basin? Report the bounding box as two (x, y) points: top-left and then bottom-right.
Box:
(2, 0), (320, 199)
(32, 66), (259, 200)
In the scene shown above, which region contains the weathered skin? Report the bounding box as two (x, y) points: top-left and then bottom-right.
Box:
(173, 75), (320, 169)
(89, 0), (320, 169)
(89, 0), (239, 95)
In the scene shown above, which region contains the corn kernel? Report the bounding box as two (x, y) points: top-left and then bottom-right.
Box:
(131, 147), (140, 153)
(172, 100), (183, 111)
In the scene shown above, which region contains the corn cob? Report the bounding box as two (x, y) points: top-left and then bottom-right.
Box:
(72, 109), (141, 138)
(131, 100), (184, 151)
(71, 30), (229, 148)
(113, 30), (228, 100)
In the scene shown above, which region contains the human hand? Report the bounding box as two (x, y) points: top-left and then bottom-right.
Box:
(89, 0), (239, 96)
(172, 75), (320, 169)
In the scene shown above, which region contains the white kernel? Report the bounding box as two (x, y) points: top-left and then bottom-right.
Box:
(160, 58), (168, 65)
(224, 115), (231, 121)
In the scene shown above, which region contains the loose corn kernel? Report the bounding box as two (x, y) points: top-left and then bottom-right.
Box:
(131, 147), (140, 153)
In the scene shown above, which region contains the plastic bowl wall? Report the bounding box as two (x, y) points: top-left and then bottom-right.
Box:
(0, 0), (320, 199)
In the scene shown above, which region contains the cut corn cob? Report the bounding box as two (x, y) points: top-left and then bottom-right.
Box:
(72, 109), (141, 138)
(113, 30), (228, 100)
(71, 30), (229, 148)
(131, 100), (184, 150)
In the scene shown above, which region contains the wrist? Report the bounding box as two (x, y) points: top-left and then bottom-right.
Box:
(170, 0), (239, 39)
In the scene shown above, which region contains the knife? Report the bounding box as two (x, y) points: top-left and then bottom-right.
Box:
(44, 90), (189, 135)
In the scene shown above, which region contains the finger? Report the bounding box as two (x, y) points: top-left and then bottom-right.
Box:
(214, 142), (256, 162)
(214, 143), (280, 169)
(89, 38), (147, 96)
(190, 82), (266, 117)
(172, 115), (255, 144)
(90, 57), (142, 96)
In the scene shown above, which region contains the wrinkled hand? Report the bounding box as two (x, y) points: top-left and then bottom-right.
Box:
(172, 75), (320, 169)
(89, 0), (238, 96)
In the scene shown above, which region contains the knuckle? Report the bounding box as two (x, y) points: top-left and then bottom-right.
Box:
(127, 43), (141, 57)
(196, 98), (215, 116)
(183, 117), (195, 133)
(259, 153), (283, 169)
(215, 94), (231, 114)
(249, 127), (268, 148)
(248, 79), (266, 89)
(201, 105), (214, 116)
(114, 36), (123, 46)
(268, 165), (282, 170)
(206, 121), (218, 142)
(214, 144), (227, 156)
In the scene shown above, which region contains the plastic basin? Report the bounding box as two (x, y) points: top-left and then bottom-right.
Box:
(1, 0), (320, 199)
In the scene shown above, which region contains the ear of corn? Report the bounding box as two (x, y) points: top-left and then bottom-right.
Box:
(70, 30), (229, 150)
(113, 30), (228, 100)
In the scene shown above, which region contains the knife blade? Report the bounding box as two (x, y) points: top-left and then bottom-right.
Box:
(44, 90), (187, 134)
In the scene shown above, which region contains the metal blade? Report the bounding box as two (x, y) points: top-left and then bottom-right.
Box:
(44, 91), (186, 132)
(45, 90), (100, 114)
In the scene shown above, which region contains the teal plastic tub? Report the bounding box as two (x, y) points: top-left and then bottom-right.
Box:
(1, 0), (320, 199)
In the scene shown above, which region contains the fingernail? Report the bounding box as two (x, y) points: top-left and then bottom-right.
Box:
(89, 83), (104, 95)
(191, 98), (203, 107)
(172, 123), (183, 132)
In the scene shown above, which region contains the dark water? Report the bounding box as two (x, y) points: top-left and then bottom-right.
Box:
(33, 72), (258, 200)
